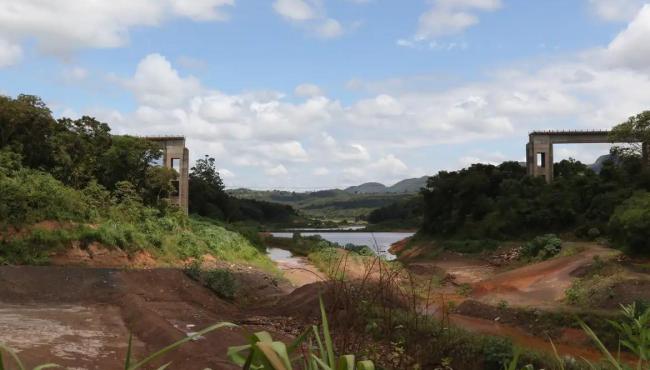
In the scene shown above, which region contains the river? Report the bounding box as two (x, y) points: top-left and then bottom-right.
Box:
(270, 231), (414, 260)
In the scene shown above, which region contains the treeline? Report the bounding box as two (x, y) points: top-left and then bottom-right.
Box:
(1, 94), (176, 207)
(374, 111), (650, 255)
(188, 156), (301, 225)
(0, 94), (302, 226)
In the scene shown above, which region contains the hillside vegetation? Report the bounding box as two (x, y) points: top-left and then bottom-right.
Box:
(228, 187), (413, 221)
(0, 94), (275, 270)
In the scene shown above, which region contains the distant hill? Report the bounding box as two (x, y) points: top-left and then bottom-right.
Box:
(344, 176), (428, 194)
(387, 176), (428, 193)
(344, 182), (387, 194)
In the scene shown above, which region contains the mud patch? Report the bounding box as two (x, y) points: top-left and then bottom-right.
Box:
(0, 303), (145, 369)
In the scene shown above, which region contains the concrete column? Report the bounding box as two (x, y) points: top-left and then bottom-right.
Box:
(531, 135), (553, 183)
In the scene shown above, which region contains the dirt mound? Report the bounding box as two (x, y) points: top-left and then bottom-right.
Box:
(0, 266), (296, 369)
(49, 242), (159, 268)
(472, 245), (616, 306)
(591, 279), (650, 309)
(269, 282), (330, 320)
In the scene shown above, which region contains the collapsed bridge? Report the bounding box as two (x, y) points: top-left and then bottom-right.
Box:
(526, 130), (648, 183)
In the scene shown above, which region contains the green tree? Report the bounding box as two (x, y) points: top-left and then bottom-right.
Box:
(609, 191), (650, 254)
(50, 116), (112, 188)
(98, 135), (162, 192)
(609, 110), (650, 158)
(188, 155), (229, 219)
(0, 94), (58, 170)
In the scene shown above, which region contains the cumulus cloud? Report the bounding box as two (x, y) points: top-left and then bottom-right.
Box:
(294, 83), (324, 97)
(605, 4), (650, 71)
(61, 66), (89, 82)
(271, 0), (347, 39)
(0, 0), (234, 58)
(127, 53), (202, 108)
(399, 0), (501, 46)
(0, 39), (22, 67)
(88, 6), (650, 188)
(273, 0), (316, 21)
(588, 0), (646, 21)
(265, 164), (289, 176)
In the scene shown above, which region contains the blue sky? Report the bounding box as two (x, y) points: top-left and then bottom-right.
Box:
(1, 0), (650, 189)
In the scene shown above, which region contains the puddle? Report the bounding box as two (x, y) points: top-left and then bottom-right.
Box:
(267, 248), (325, 287)
(0, 303), (143, 369)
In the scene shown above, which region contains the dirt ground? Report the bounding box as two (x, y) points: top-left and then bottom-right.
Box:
(0, 266), (302, 370)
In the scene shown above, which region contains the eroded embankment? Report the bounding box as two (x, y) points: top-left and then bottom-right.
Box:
(0, 266), (291, 369)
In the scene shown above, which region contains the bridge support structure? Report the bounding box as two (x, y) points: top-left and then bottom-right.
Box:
(527, 130), (613, 183)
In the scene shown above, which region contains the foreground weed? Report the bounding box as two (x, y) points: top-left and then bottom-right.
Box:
(228, 296), (375, 370)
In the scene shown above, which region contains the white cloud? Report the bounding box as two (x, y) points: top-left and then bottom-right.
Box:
(61, 66), (88, 82)
(273, 0), (316, 21)
(588, 0), (646, 21)
(605, 4), (650, 71)
(127, 53), (202, 108)
(265, 164), (289, 176)
(218, 168), (236, 178)
(458, 151), (507, 168)
(168, 0), (235, 21)
(97, 7), (650, 189)
(316, 18), (344, 38)
(408, 0), (501, 42)
(272, 0), (346, 39)
(295, 83), (324, 97)
(313, 167), (330, 176)
(0, 0), (234, 56)
(343, 154), (410, 183)
(0, 39), (22, 67)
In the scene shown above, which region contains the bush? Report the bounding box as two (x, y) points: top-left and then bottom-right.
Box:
(609, 191), (650, 255)
(522, 234), (562, 260)
(204, 268), (237, 299)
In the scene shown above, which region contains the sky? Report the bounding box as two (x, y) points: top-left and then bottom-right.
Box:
(1, 0), (650, 190)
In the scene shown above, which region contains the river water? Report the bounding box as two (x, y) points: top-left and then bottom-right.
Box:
(270, 232), (414, 260)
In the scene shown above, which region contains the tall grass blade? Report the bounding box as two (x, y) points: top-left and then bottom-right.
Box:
(356, 360), (375, 370)
(311, 355), (333, 370)
(256, 342), (290, 370)
(128, 322), (235, 370)
(0, 344), (26, 370)
(32, 365), (60, 370)
(124, 333), (133, 370)
(549, 338), (565, 370)
(336, 355), (354, 370)
(319, 296), (335, 367)
(312, 325), (326, 362)
(579, 320), (624, 370)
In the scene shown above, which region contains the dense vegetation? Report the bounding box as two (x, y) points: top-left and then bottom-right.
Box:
(189, 156), (306, 226)
(0, 94), (277, 270)
(229, 187), (412, 222)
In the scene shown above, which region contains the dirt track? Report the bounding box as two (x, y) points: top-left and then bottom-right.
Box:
(472, 245), (618, 307)
(0, 266), (293, 369)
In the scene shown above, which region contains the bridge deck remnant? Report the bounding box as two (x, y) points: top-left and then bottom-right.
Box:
(527, 130), (618, 183)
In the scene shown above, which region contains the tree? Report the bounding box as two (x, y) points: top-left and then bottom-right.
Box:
(609, 192), (650, 254)
(609, 111), (650, 158)
(98, 135), (162, 192)
(0, 94), (58, 170)
(50, 116), (112, 188)
(189, 155), (228, 219)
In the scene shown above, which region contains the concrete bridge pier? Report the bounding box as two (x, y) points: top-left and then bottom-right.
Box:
(526, 134), (554, 182)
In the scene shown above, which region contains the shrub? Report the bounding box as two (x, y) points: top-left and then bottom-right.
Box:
(522, 234), (562, 260)
(204, 268), (237, 299)
(609, 191), (650, 255)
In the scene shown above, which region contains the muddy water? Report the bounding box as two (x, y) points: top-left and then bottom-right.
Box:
(0, 303), (145, 369)
(270, 232), (414, 260)
(267, 247), (325, 287)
